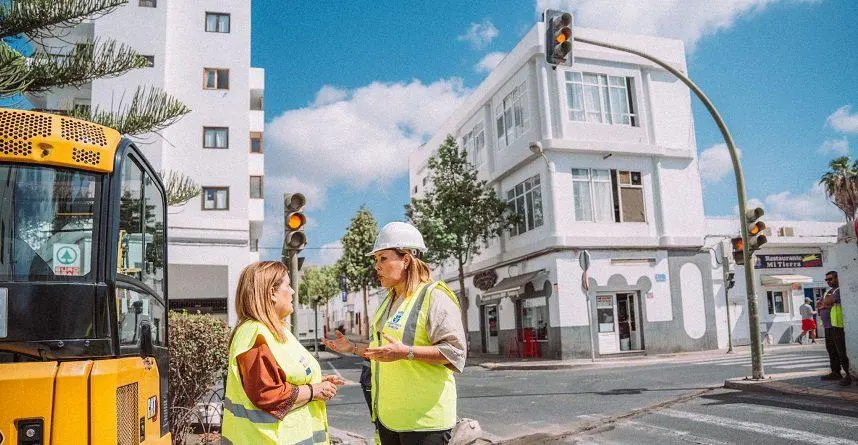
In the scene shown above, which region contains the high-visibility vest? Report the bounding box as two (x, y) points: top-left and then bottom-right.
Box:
(371, 281), (460, 432)
(222, 320), (329, 444)
(831, 304), (844, 328)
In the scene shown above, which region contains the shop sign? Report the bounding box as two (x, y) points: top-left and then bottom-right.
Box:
(754, 253), (822, 269)
(522, 297), (546, 308)
(655, 273), (667, 282)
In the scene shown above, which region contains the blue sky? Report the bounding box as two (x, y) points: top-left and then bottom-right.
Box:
(252, 0), (858, 265)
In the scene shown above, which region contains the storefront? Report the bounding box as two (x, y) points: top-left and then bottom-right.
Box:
(478, 269), (551, 358)
(595, 292), (643, 354)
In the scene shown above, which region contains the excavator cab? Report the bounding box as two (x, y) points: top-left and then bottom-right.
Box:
(0, 108), (170, 444)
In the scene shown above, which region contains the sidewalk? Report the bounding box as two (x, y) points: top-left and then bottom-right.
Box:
(471, 344), (811, 371)
(725, 370), (858, 402)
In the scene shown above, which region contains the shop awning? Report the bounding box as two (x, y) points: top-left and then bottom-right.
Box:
(760, 274), (813, 286)
(482, 270), (547, 303)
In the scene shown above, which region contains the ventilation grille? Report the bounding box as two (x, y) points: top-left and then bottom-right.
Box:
(0, 109), (51, 140)
(116, 383), (140, 445)
(72, 146), (101, 165)
(1, 139), (33, 157)
(61, 117), (107, 147)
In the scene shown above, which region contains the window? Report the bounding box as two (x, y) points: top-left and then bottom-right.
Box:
(139, 0), (156, 7)
(203, 127), (229, 149)
(250, 132), (263, 153)
(614, 170), (645, 222)
(250, 176), (263, 199)
(250, 238), (259, 252)
(141, 55), (154, 67)
(767, 290), (789, 315)
(572, 168), (645, 223)
(117, 157), (165, 296)
(117, 285), (166, 347)
(507, 175), (543, 236)
(205, 12), (230, 33)
(495, 82), (530, 149)
(461, 122), (486, 167)
(202, 187), (229, 210)
(565, 72), (637, 126)
(597, 296), (615, 333)
(73, 99), (91, 114)
(572, 168), (613, 222)
(203, 68), (229, 90)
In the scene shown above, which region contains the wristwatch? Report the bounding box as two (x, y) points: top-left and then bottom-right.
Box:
(407, 345), (414, 360)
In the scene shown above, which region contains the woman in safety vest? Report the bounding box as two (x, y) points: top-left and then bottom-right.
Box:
(324, 222), (466, 445)
(222, 261), (344, 444)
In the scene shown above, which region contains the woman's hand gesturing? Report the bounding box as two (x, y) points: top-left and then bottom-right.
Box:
(322, 330), (354, 354)
(364, 333), (408, 362)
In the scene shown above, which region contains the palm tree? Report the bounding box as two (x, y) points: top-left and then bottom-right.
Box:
(819, 156), (858, 222)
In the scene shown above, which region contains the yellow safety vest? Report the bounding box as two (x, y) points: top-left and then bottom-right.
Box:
(222, 320), (329, 444)
(371, 281), (460, 432)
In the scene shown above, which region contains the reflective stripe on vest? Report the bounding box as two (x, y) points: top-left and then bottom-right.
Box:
(371, 281), (459, 432)
(221, 320), (329, 444)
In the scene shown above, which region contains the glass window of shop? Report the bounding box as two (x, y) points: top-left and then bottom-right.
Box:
(517, 296), (549, 341)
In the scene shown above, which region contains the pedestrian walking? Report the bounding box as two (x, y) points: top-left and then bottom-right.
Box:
(818, 271), (852, 386)
(796, 298), (817, 344)
(325, 222), (466, 445)
(222, 261), (344, 444)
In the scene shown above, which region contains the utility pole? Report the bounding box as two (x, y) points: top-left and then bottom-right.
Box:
(720, 241), (735, 353)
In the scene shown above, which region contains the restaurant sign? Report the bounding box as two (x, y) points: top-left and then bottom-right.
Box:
(754, 253), (822, 269)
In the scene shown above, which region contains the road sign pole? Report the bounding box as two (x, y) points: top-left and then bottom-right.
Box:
(579, 250), (596, 362)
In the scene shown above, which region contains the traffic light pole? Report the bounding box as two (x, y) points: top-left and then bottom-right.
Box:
(574, 36), (765, 379)
(290, 252), (300, 336)
(721, 250), (734, 353)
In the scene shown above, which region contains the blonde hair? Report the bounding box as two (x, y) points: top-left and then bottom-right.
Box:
(233, 261), (288, 343)
(395, 249), (432, 297)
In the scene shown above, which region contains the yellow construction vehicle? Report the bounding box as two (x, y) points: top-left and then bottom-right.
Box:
(0, 108), (171, 444)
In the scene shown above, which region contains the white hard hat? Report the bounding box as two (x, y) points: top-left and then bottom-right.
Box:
(367, 222), (427, 256)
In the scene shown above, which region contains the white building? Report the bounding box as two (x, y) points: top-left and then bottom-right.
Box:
(409, 23), (716, 359)
(705, 219), (840, 348)
(27, 1), (264, 324)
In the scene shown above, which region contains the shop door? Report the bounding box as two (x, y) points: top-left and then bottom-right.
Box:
(617, 292), (642, 351)
(484, 304), (499, 354)
(596, 295), (619, 354)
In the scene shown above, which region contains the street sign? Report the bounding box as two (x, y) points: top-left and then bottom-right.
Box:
(53, 243), (81, 276)
(578, 250), (591, 272)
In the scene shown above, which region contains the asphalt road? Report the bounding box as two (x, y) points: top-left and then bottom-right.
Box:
(322, 344), (841, 442)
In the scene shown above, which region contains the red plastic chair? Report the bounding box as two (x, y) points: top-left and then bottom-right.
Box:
(522, 329), (541, 358)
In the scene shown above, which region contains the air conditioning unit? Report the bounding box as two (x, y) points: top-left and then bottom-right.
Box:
(778, 226), (795, 237)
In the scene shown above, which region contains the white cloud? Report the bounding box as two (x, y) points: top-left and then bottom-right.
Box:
(458, 19), (500, 49)
(317, 240), (344, 266)
(698, 143), (741, 183)
(818, 137), (850, 156)
(312, 85), (349, 107)
(261, 79), (469, 256)
(826, 105), (858, 134)
(475, 51), (507, 73)
(536, 0), (819, 50)
(735, 184), (841, 221)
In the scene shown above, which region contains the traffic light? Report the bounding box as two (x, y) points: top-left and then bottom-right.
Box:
(745, 207), (767, 252)
(283, 192), (307, 258)
(544, 10), (573, 66)
(731, 237), (745, 265)
(726, 271), (736, 290)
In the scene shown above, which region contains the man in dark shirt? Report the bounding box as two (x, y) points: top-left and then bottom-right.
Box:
(819, 271), (851, 385)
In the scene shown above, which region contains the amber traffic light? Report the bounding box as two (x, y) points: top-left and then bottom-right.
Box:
(545, 10), (573, 66)
(283, 193), (307, 254)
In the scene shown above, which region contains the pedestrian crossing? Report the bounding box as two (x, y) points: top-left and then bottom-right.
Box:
(689, 352), (831, 373)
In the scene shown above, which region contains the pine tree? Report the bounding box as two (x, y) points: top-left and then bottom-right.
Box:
(406, 135), (516, 343)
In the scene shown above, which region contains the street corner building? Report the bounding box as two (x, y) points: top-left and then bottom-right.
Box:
(27, 0), (266, 325)
(406, 22), (843, 360)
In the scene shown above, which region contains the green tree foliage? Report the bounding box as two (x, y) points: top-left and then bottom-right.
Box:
(1, 0), (190, 135)
(161, 170), (200, 207)
(167, 310), (230, 444)
(406, 135), (516, 335)
(338, 206), (378, 339)
(298, 265), (340, 307)
(819, 156), (858, 222)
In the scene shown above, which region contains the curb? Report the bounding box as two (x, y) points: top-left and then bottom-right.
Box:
(723, 371), (858, 403)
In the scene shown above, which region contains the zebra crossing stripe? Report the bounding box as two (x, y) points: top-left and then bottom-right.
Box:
(731, 397), (858, 428)
(657, 409), (858, 445)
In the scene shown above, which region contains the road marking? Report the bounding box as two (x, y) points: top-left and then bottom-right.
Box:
(624, 420), (731, 444)
(700, 355), (828, 366)
(726, 400), (858, 429)
(760, 361), (830, 370)
(657, 409), (858, 444)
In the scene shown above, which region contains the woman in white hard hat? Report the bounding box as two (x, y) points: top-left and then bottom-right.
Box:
(324, 221), (466, 445)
